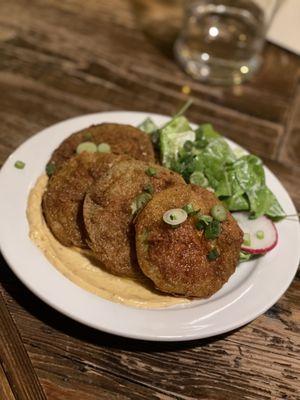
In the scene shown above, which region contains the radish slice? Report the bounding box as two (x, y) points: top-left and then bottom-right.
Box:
(233, 212), (278, 254)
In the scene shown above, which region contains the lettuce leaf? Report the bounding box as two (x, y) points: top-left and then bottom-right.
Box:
(234, 155), (265, 191)
(223, 193), (250, 211)
(247, 187), (285, 220)
(239, 251), (262, 263)
(160, 116), (195, 168)
(148, 113), (285, 220)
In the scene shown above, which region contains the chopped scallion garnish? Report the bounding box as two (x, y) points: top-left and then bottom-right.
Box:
(46, 162), (56, 176)
(14, 160), (25, 169)
(190, 171), (209, 187)
(163, 208), (187, 226)
(76, 142), (97, 154)
(207, 248), (219, 261)
(97, 143), (111, 153)
(205, 220), (221, 240)
(211, 204), (227, 222)
(256, 230), (264, 240)
(196, 213), (212, 225)
(131, 193), (152, 215)
(243, 233), (251, 246)
(145, 167), (157, 177)
(182, 203), (197, 215)
(83, 132), (92, 140)
(143, 183), (154, 195)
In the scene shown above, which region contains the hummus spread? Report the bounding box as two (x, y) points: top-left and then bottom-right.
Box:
(27, 175), (189, 309)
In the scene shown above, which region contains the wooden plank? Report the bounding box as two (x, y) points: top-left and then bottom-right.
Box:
(0, 45), (286, 161)
(0, 0), (298, 162)
(0, 363), (16, 400)
(0, 291), (47, 400)
(264, 159), (300, 210)
(278, 84), (300, 167)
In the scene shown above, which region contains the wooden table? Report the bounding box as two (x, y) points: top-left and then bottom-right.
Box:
(0, 1), (299, 399)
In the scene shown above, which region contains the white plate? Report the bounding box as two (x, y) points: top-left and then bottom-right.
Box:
(0, 111), (299, 341)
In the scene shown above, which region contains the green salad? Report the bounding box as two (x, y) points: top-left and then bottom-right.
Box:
(138, 105), (285, 222)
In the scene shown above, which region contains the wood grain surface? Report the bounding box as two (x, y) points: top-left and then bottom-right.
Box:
(0, 1), (299, 399)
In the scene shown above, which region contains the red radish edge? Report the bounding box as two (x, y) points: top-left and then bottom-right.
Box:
(234, 213), (279, 255)
(241, 224), (278, 254)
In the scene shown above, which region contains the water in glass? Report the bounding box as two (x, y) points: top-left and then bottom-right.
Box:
(175, 0), (270, 84)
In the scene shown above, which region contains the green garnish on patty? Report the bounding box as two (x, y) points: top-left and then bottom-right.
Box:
(182, 203), (198, 215)
(45, 162), (56, 176)
(211, 204), (227, 222)
(207, 248), (219, 261)
(145, 167), (157, 177)
(205, 220), (221, 240)
(76, 142), (98, 154)
(97, 143), (111, 153)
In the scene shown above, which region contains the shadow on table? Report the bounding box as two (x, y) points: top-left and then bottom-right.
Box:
(0, 256), (242, 352)
(131, 0), (184, 60)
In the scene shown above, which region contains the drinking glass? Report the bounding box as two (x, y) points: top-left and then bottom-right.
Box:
(174, 0), (280, 85)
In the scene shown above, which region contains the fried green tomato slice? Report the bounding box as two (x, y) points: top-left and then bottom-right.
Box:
(42, 152), (127, 248)
(83, 160), (185, 278)
(47, 123), (155, 172)
(135, 185), (243, 298)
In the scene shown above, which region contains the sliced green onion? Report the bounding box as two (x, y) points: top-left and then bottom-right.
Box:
(211, 204), (227, 222)
(256, 230), (264, 240)
(194, 128), (209, 148)
(131, 193), (152, 215)
(207, 248), (219, 261)
(76, 142), (97, 154)
(239, 251), (253, 263)
(194, 138), (208, 149)
(243, 233), (251, 246)
(205, 220), (221, 240)
(190, 171), (209, 187)
(196, 213), (212, 225)
(97, 143), (111, 153)
(163, 208), (187, 226)
(143, 183), (154, 195)
(14, 160), (25, 169)
(83, 132), (92, 140)
(45, 162), (56, 176)
(182, 203), (197, 215)
(195, 213), (213, 231)
(195, 220), (205, 231)
(145, 167), (157, 177)
(183, 140), (193, 152)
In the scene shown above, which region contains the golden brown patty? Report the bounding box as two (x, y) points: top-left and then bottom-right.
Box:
(83, 159), (185, 278)
(47, 123), (155, 171)
(42, 152), (127, 248)
(135, 185), (243, 298)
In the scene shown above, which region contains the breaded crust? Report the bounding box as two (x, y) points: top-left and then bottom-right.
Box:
(135, 185), (243, 298)
(83, 159), (185, 278)
(42, 152), (127, 248)
(47, 123), (155, 171)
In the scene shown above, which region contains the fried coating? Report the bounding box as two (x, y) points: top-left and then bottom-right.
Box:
(135, 185), (243, 298)
(42, 152), (127, 248)
(47, 123), (155, 171)
(83, 160), (185, 278)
